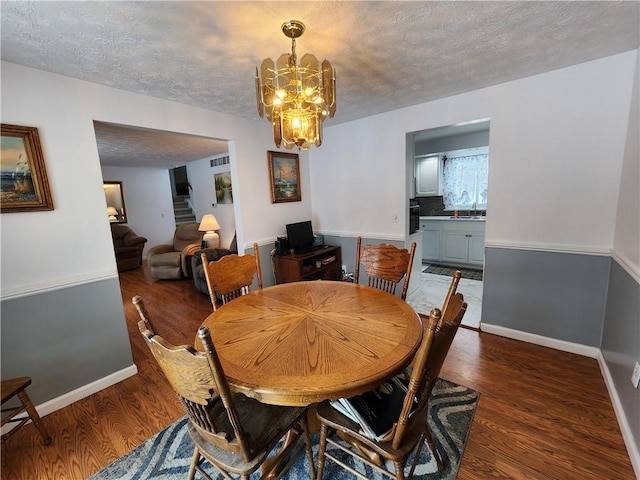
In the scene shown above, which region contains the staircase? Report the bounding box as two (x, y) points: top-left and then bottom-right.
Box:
(173, 196), (196, 225)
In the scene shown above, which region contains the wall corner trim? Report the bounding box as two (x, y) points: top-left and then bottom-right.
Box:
(597, 351), (640, 479)
(39, 365), (136, 417)
(480, 323), (639, 477)
(480, 323), (600, 358)
(611, 249), (640, 284)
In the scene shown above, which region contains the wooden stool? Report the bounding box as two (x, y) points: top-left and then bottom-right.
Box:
(1, 377), (52, 445)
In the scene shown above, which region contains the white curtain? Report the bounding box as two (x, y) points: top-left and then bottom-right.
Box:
(442, 154), (488, 210)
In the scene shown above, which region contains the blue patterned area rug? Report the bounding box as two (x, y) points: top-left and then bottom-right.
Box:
(90, 378), (478, 480)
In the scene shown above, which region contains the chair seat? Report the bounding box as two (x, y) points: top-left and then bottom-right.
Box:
(315, 301), (467, 480)
(189, 393), (307, 473)
(134, 301), (315, 480)
(148, 251), (181, 267)
(1, 376), (52, 446)
(116, 247), (140, 258)
(316, 399), (426, 461)
(1, 377), (32, 403)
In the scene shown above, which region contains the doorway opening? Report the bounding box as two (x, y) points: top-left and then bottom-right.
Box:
(171, 166), (190, 197)
(405, 118), (490, 330)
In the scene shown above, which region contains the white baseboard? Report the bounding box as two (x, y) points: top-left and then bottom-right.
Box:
(1, 364), (138, 436)
(480, 323), (639, 479)
(597, 351), (640, 480)
(480, 323), (600, 358)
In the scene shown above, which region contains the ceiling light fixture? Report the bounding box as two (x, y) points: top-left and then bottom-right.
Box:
(256, 20), (336, 150)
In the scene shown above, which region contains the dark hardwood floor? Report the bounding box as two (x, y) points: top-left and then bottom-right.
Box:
(1, 265), (635, 479)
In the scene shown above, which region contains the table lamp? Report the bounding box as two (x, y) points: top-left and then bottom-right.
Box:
(107, 206), (119, 221)
(199, 214), (221, 248)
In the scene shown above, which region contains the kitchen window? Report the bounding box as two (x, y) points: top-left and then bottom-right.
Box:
(442, 147), (489, 211)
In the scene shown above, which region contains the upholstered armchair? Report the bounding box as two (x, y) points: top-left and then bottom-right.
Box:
(147, 223), (203, 280)
(110, 224), (147, 272)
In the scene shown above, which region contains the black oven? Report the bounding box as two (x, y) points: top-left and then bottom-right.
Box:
(409, 201), (420, 234)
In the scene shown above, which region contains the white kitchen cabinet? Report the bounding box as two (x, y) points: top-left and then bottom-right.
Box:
(440, 223), (485, 267)
(421, 221), (441, 261)
(468, 233), (486, 265)
(441, 231), (470, 264)
(415, 155), (441, 197)
(421, 217), (485, 267)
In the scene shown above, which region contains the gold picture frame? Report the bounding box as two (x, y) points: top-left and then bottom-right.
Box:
(1, 123), (54, 213)
(268, 151), (301, 203)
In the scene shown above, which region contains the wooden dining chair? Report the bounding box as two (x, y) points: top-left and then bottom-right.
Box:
(440, 270), (462, 324)
(354, 237), (416, 300)
(402, 270), (462, 379)
(132, 294), (156, 331)
(202, 242), (263, 310)
(1, 376), (52, 446)
(138, 317), (315, 480)
(315, 293), (468, 480)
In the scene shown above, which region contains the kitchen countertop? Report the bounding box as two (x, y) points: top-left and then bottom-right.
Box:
(420, 215), (486, 222)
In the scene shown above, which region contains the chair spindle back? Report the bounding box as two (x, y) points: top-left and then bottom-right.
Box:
(137, 318), (252, 460)
(354, 237), (416, 300)
(202, 242), (262, 310)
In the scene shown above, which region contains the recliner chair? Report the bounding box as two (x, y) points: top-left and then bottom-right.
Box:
(110, 224), (147, 272)
(147, 223), (202, 280)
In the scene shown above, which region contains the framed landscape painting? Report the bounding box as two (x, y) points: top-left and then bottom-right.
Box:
(215, 171), (233, 204)
(268, 151), (301, 203)
(1, 124), (54, 213)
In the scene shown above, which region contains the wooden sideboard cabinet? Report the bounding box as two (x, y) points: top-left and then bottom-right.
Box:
(273, 245), (342, 284)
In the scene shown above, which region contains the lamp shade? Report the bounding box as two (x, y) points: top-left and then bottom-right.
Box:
(107, 206), (118, 220)
(198, 214), (220, 232)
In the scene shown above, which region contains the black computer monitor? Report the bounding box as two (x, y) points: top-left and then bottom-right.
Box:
(286, 220), (315, 253)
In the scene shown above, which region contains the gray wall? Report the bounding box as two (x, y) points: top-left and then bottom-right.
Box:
(256, 235), (407, 292)
(602, 260), (640, 450)
(482, 247), (610, 347)
(1, 278), (133, 405)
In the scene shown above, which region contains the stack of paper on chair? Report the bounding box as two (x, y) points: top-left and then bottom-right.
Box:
(330, 375), (415, 440)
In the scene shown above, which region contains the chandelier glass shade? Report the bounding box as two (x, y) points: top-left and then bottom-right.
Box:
(256, 20), (336, 150)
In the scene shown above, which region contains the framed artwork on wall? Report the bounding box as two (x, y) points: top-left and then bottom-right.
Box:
(103, 181), (127, 223)
(0, 123), (54, 213)
(268, 151), (301, 203)
(215, 172), (233, 204)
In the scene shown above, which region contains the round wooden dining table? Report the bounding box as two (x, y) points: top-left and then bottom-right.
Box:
(197, 280), (423, 407)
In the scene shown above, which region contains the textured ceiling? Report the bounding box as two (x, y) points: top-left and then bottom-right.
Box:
(93, 122), (229, 168)
(2, 1), (639, 168)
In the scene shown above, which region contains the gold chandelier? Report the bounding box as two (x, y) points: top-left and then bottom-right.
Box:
(256, 20), (336, 150)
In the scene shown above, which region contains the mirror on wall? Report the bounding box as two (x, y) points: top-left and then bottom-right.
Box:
(103, 181), (127, 223)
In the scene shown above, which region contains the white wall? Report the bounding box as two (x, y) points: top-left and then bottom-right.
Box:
(0, 61), (313, 298)
(613, 49), (640, 276)
(187, 155), (237, 249)
(101, 165), (175, 256)
(311, 51), (638, 257)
